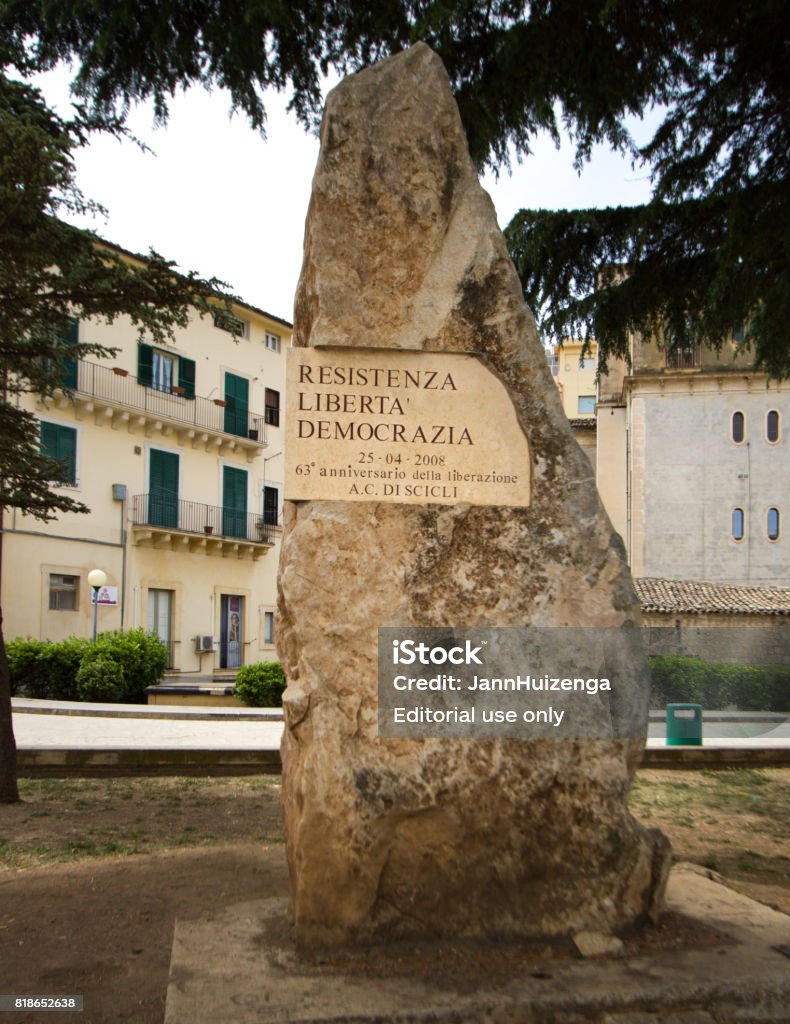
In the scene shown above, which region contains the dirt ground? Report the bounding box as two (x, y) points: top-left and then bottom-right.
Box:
(0, 769), (788, 1024)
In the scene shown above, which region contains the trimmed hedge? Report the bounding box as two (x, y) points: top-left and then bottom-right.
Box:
(6, 628), (168, 703)
(232, 661), (287, 707)
(649, 655), (790, 712)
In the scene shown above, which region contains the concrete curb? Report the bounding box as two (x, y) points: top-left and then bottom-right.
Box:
(16, 748), (281, 777)
(15, 745), (790, 778)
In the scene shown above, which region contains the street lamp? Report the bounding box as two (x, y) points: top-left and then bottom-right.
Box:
(88, 568), (107, 642)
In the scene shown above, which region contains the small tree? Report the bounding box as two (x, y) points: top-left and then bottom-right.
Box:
(0, 73), (225, 802)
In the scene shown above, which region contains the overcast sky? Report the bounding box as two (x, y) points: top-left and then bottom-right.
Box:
(38, 66), (656, 326)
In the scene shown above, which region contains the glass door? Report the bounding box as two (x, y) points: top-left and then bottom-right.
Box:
(220, 594), (243, 669)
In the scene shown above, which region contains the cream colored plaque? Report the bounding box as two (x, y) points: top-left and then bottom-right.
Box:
(285, 347), (531, 506)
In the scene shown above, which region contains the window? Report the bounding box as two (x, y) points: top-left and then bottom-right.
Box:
(265, 388), (280, 427)
(40, 421), (77, 485)
(264, 611), (275, 645)
(264, 332), (281, 353)
(577, 395), (596, 414)
(137, 343), (196, 398)
(766, 410), (780, 444)
(49, 573), (79, 611)
(44, 317), (79, 388)
(147, 589), (174, 666)
(152, 350), (175, 392)
(767, 507), (780, 541)
(263, 485), (279, 526)
(579, 357), (596, 371)
(732, 507), (745, 541)
(547, 356), (559, 377)
(732, 324), (747, 345)
(731, 411), (745, 444)
(213, 309), (249, 338)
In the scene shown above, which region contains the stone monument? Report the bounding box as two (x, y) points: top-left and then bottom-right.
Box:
(277, 42), (669, 949)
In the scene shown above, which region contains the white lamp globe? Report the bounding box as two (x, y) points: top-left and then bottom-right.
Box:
(88, 569), (108, 589)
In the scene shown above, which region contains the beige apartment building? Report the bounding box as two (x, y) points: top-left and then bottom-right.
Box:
(549, 338), (598, 467)
(3, 272), (290, 676)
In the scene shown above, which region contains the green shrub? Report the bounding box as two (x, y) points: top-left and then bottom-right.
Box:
(76, 657), (126, 703)
(6, 628), (166, 704)
(649, 655), (790, 711)
(37, 636), (91, 700)
(233, 661), (287, 707)
(5, 638), (47, 697)
(86, 628), (168, 703)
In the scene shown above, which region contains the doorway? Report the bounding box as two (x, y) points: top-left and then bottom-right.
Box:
(220, 594), (243, 669)
(147, 588), (174, 668)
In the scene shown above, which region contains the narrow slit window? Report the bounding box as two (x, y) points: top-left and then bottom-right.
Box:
(732, 507), (745, 541)
(766, 410), (779, 444)
(731, 411), (745, 444)
(767, 507), (780, 541)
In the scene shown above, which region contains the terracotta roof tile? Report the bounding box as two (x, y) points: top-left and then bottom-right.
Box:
(634, 577), (790, 616)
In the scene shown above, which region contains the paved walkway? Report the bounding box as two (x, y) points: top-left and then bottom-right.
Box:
(11, 697), (283, 750)
(10, 698), (790, 776)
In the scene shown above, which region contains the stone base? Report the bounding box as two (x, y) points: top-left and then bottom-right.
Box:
(164, 863), (790, 1023)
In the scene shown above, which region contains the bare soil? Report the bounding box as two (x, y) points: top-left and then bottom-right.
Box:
(0, 769), (787, 1024)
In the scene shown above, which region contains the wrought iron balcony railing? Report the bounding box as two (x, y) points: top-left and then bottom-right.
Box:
(66, 360), (267, 442)
(665, 345), (701, 370)
(131, 494), (278, 545)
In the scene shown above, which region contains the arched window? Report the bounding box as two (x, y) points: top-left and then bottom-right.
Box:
(767, 507), (780, 541)
(732, 508), (745, 541)
(766, 410), (780, 444)
(731, 411), (745, 444)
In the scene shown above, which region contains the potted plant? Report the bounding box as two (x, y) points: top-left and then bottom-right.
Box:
(112, 367), (129, 377)
(247, 428), (259, 441)
(204, 525), (214, 535)
(171, 385), (186, 396)
(213, 399), (227, 408)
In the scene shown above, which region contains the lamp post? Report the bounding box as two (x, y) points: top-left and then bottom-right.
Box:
(88, 568), (107, 642)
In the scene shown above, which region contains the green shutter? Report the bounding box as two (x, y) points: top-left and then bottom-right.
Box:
(224, 372), (249, 437)
(60, 313), (79, 385)
(149, 449), (179, 528)
(40, 422), (77, 485)
(138, 343), (154, 387)
(179, 356), (196, 399)
(222, 466), (248, 538)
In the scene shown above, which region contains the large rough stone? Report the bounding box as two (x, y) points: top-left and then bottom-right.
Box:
(277, 42), (669, 948)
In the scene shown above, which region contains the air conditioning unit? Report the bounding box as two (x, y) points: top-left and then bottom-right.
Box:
(195, 635), (215, 653)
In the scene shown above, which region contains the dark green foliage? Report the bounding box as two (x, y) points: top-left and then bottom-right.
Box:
(6, 630), (166, 704)
(75, 656), (125, 703)
(3, 2), (787, 375)
(233, 661), (287, 707)
(5, 639), (47, 697)
(6, 636), (89, 700)
(649, 655), (790, 713)
(86, 629), (169, 703)
(0, 53), (226, 799)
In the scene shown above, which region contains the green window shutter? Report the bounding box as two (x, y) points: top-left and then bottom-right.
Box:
(40, 421), (58, 461)
(58, 426), (77, 485)
(64, 317), (79, 346)
(60, 357), (78, 389)
(179, 356), (196, 399)
(138, 343), (154, 387)
(40, 422), (77, 485)
(224, 372), (249, 437)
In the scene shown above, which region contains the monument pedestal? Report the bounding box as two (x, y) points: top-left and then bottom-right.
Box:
(164, 861), (790, 1024)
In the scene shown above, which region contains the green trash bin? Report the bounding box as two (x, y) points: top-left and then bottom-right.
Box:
(666, 703), (703, 746)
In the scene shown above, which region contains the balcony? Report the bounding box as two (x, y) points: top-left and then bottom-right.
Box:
(45, 360), (268, 461)
(665, 345), (701, 370)
(131, 494), (278, 560)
